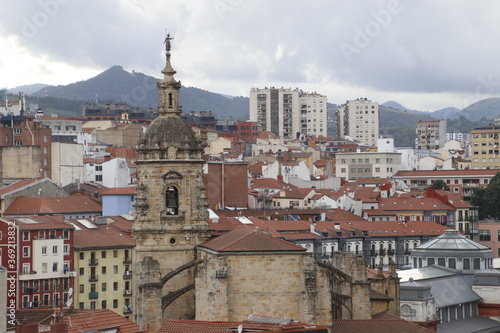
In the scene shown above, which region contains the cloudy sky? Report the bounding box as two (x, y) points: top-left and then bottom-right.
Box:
(1, 0), (500, 111)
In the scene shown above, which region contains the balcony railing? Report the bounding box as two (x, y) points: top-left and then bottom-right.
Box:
(124, 305), (133, 314)
(89, 292), (98, 299)
(89, 274), (98, 282)
(89, 258), (98, 266)
(123, 257), (132, 264)
(123, 271), (132, 280)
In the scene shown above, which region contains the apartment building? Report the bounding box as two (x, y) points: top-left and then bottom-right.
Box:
(392, 169), (500, 201)
(0, 216), (75, 310)
(249, 87), (327, 139)
(336, 98), (379, 147)
(335, 151), (402, 180)
(416, 120), (447, 150)
(470, 126), (500, 169)
(73, 218), (135, 319)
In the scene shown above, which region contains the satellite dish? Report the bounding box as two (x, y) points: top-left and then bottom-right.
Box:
(68, 287), (73, 297)
(238, 324), (243, 333)
(66, 297), (73, 308)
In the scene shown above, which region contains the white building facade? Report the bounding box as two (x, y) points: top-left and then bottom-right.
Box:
(249, 87), (327, 139)
(337, 98), (379, 147)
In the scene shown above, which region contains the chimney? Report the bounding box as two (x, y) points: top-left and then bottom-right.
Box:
(310, 222), (316, 234)
(334, 223), (340, 230)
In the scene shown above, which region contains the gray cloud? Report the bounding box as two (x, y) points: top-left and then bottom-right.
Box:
(1, 0), (500, 110)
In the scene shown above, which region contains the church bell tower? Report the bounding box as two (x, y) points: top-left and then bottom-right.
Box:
(132, 35), (210, 332)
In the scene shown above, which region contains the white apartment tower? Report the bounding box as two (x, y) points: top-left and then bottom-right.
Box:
(416, 120), (447, 150)
(249, 87), (327, 139)
(337, 98), (379, 147)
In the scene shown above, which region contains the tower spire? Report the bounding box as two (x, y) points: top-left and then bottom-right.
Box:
(158, 34), (181, 116)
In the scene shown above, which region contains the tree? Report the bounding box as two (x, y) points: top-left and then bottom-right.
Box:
(428, 179), (450, 191)
(471, 172), (500, 219)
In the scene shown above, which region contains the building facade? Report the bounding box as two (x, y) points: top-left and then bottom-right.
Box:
(0, 216), (75, 312)
(335, 152), (401, 180)
(336, 98), (379, 147)
(249, 88), (327, 139)
(416, 120), (447, 150)
(470, 126), (500, 169)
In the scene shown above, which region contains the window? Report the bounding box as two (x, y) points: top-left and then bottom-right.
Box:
(63, 229), (69, 239)
(23, 231), (29, 241)
(113, 250), (118, 258)
(79, 252), (84, 260)
(90, 301), (96, 309)
(113, 282), (118, 291)
(38, 230), (45, 239)
(479, 230), (491, 241)
(52, 263), (58, 272)
(44, 279), (50, 292)
(53, 246), (58, 254)
(101, 300), (107, 309)
(102, 266), (107, 274)
(463, 258), (470, 270)
(113, 265), (118, 274)
(42, 263), (47, 273)
(101, 251), (106, 259)
(42, 246), (47, 255)
(23, 246), (30, 258)
(113, 299), (118, 308)
(102, 283), (107, 292)
(427, 258), (435, 265)
(64, 245), (69, 255)
(473, 258), (481, 270)
(79, 268), (84, 276)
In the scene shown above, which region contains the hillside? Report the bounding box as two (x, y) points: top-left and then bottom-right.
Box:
(30, 66), (249, 120)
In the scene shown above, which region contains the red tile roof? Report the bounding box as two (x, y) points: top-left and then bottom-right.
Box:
(101, 186), (136, 195)
(159, 316), (328, 333)
(198, 228), (306, 253)
(331, 312), (435, 332)
(0, 177), (53, 197)
(378, 197), (453, 211)
(2, 215), (75, 230)
(252, 177), (292, 189)
(15, 309), (148, 333)
(4, 196), (102, 215)
(72, 220), (135, 249)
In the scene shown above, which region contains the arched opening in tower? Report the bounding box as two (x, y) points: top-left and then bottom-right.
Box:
(166, 186), (179, 215)
(168, 93), (173, 108)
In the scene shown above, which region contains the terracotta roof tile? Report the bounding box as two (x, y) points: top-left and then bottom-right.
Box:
(0, 177), (53, 197)
(72, 220), (135, 249)
(4, 196), (102, 215)
(394, 169), (500, 177)
(15, 309), (148, 333)
(198, 228), (306, 252)
(101, 186), (136, 195)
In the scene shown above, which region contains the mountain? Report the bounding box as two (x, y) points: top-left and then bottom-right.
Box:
(9, 83), (49, 95)
(458, 98), (500, 122)
(429, 107), (461, 120)
(30, 66), (249, 119)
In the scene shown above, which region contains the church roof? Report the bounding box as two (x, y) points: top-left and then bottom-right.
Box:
(416, 230), (489, 251)
(197, 228), (306, 253)
(138, 115), (200, 150)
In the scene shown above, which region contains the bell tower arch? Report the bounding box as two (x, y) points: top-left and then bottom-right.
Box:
(132, 35), (210, 332)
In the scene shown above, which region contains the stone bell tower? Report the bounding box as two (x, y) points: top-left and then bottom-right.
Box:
(132, 35), (210, 332)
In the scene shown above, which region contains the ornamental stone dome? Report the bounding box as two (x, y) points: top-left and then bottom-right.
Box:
(411, 230), (493, 271)
(137, 35), (202, 155)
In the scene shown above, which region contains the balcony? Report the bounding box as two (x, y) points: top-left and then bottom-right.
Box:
(89, 292), (98, 299)
(123, 257), (132, 264)
(124, 290), (132, 297)
(124, 305), (133, 314)
(123, 271), (132, 280)
(89, 258), (98, 266)
(89, 274), (98, 282)
(387, 249), (395, 256)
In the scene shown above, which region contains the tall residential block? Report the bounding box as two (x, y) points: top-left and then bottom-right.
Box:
(337, 98), (379, 147)
(416, 120), (447, 150)
(470, 126), (500, 169)
(249, 87), (327, 139)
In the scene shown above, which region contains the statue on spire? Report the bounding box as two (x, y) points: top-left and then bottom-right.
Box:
(164, 33), (173, 52)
